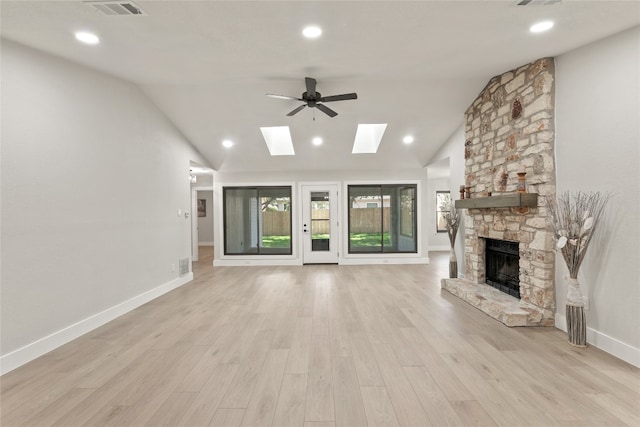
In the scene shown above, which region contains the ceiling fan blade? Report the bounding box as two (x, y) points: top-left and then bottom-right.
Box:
(316, 103), (338, 118)
(286, 104), (307, 116)
(319, 93), (358, 103)
(266, 93), (302, 100)
(305, 77), (317, 98)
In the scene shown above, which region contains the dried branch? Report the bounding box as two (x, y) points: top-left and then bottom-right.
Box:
(445, 206), (460, 248)
(545, 191), (612, 279)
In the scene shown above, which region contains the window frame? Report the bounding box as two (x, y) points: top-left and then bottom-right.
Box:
(347, 184), (418, 254)
(222, 185), (293, 256)
(436, 190), (451, 233)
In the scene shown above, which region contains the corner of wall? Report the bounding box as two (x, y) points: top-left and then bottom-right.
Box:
(0, 274), (193, 375)
(555, 312), (640, 368)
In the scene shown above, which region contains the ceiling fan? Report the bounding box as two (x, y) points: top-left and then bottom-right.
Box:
(266, 77), (357, 118)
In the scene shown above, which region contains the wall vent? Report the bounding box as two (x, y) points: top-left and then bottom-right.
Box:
(516, 0), (561, 5)
(179, 258), (190, 277)
(87, 1), (147, 16)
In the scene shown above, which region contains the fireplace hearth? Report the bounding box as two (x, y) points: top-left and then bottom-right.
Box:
(485, 239), (520, 298)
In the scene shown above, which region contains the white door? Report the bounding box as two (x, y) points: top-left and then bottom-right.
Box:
(301, 184), (339, 264)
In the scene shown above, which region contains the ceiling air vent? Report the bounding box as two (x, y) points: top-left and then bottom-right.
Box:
(87, 1), (147, 16)
(516, 0), (561, 5)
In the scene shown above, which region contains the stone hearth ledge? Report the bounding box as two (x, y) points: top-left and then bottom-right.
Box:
(441, 278), (546, 327)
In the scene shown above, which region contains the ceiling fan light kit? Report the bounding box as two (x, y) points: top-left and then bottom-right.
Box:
(266, 77), (357, 118)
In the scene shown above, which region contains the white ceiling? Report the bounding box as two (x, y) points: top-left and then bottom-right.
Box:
(2, 1), (638, 173)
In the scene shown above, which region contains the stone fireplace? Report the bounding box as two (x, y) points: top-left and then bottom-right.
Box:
(442, 58), (556, 327)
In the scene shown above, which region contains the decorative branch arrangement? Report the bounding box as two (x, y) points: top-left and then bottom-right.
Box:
(545, 191), (612, 280)
(445, 207), (460, 248)
(445, 206), (461, 278)
(545, 190), (612, 347)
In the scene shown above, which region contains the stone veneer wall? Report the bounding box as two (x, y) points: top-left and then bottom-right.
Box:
(462, 57), (556, 325)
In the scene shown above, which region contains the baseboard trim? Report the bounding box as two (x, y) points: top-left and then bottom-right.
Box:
(214, 259), (302, 267)
(0, 273), (194, 376)
(213, 257), (430, 267)
(555, 313), (640, 368)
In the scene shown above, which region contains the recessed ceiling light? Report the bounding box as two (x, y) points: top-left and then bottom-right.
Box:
(302, 26), (322, 39)
(312, 137), (323, 146)
(222, 139), (234, 148)
(530, 20), (554, 33)
(74, 31), (100, 45)
(403, 135), (414, 144)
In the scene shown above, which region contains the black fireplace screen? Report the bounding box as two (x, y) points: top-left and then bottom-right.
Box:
(485, 239), (520, 298)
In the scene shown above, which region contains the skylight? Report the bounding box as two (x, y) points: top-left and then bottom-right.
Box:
(352, 124), (387, 154)
(260, 126), (295, 156)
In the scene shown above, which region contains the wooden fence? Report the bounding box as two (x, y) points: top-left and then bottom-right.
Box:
(262, 211), (292, 236)
(263, 208), (401, 235)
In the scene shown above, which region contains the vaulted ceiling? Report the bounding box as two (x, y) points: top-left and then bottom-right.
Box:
(2, 1), (638, 173)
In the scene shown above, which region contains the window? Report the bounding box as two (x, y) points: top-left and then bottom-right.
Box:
(436, 191), (451, 233)
(223, 186), (292, 255)
(348, 184), (417, 253)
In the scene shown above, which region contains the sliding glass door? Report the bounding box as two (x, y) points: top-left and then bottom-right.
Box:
(223, 186), (292, 255)
(348, 184), (417, 253)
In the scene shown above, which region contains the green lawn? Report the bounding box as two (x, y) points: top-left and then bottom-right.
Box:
(261, 233), (390, 249)
(349, 232), (391, 247)
(261, 235), (291, 248)
(261, 235), (331, 248)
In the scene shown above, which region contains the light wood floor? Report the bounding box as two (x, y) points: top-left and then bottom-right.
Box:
(2, 249), (638, 426)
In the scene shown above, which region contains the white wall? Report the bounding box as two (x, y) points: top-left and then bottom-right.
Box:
(555, 26), (640, 365)
(191, 173), (213, 187)
(197, 190), (214, 244)
(0, 40), (209, 373)
(213, 169), (429, 265)
(427, 125), (466, 276)
(426, 177), (451, 250)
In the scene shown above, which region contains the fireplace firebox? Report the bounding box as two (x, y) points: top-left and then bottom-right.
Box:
(485, 239), (520, 298)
